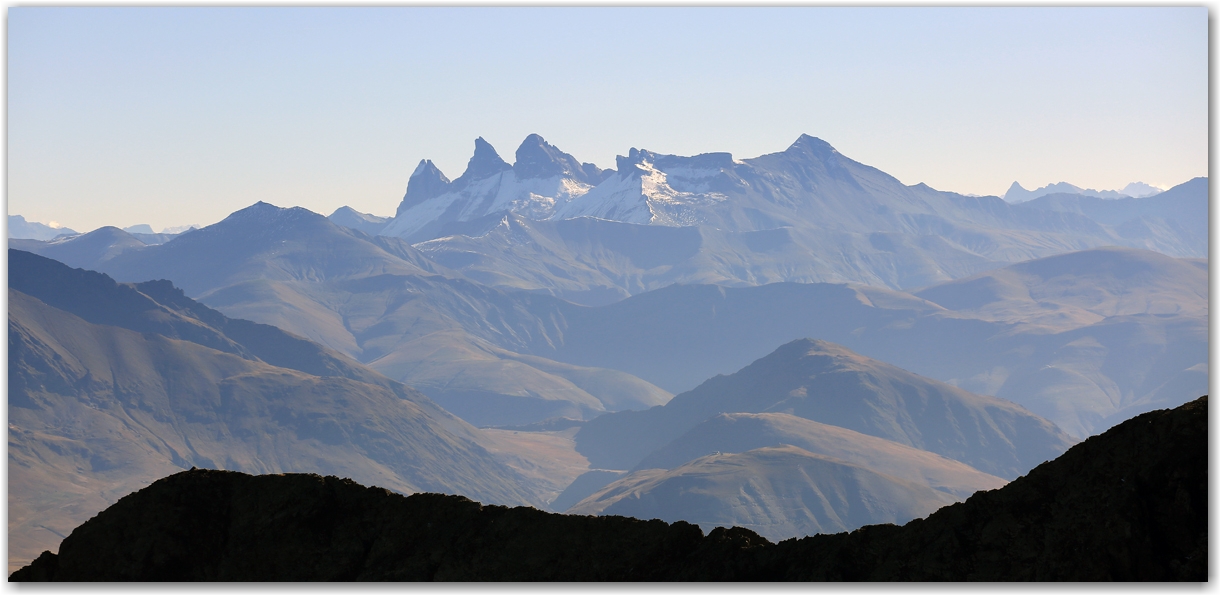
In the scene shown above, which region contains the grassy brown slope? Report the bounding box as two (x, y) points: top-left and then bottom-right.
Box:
(576, 338), (1075, 479)
(8, 289), (537, 571)
(568, 445), (961, 541)
(633, 412), (1007, 498)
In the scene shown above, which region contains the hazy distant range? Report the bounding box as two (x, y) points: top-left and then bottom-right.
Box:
(7, 133), (1207, 571)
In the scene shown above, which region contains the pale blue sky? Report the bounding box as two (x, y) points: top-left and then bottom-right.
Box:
(7, 7), (1208, 232)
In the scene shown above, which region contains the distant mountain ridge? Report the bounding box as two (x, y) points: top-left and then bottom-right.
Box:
(369, 134), (1205, 298)
(575, 338), (1075, 480)
(328, 206), (390, 236)
(8, 215), (77, 240)
(19, 204), (1202, 436)
(1004, 180), (1164, 203)
(17, 139), (1206, 303)
(17, 204), (675, 428)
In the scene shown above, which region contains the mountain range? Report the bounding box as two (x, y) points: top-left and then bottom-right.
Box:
(8, 215), (77, 241)
(1003, 180), (1165, 203)
(7, 133), (1207, 576)
(363, 135), (1203, 295)
(10, 200), (1204, 439)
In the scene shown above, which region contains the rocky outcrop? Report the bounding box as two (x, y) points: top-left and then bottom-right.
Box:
(12, 397), (1206, 581)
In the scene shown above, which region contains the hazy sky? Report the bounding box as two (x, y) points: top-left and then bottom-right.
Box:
(8, 7), (1208, 233)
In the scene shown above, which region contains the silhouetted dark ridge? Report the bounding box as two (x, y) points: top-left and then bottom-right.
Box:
(12, 397), (1205, 581)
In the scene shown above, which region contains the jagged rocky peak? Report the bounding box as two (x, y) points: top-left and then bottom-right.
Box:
(513, 133), (595, 183)
(453, 137), (512, 187)
(614, 147), (659, 177)
(784, 134), (841, 158)
(398, 159), (452, 215)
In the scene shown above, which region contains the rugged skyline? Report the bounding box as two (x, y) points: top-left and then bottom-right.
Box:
(9, 7), (1207, 232)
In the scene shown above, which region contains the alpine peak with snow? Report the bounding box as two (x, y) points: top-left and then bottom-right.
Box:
(381, 134), (609, 241)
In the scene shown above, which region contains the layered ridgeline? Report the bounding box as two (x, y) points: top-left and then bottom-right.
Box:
(11, 397), (1205, 581)
(574, 339), (1074, 480)
(13, 204), (673, 428)
(1003, 180), (1165, 203)
(1015, 177), (1207, 257)
(7, 250), (540, 572)
(13, 202), (1205, 435)
(8, 215), (77, 241)
(552, 339), (1067, 541)
(565, 445), (988, 542)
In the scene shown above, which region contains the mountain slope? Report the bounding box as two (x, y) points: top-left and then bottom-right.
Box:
(913, 246), (1209, 327)
(59, 200), (1204, 436)
(567, 446), (962, 542)
(574, 339), (1075, 479)
(1014, 177), (1206, 257)
(516, 249), (1204, 437)
(414, 213), (1004, 304)
(59, 203), (672, 427)
(632, 413), (1006, 498)
(96, 202), (444, 297)
(7, 255), (539, 571)
(328, 206), (390, 236)
(9, 226), (148, 272)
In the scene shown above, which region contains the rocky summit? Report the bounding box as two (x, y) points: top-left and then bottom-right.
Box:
(11, 396), (1205, 581)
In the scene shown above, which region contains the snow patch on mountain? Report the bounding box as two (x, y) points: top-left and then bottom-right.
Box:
(555, 157), (727, 227)
(382, 170), (593, 239)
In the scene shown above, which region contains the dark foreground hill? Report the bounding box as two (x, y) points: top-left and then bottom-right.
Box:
(12, 396), (1205, 581)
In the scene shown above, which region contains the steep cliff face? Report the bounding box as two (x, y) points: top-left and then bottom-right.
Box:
(12, 397), (1206, 581)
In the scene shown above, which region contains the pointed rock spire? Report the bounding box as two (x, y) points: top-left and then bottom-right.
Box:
(513, 134), (595, 183)
(453, 137), (512, 188)
(1004, 181), (1033, 203)
(614, 147), (666, 179)
(397, 159), (452, 216)
(785, 134), (838, 157)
